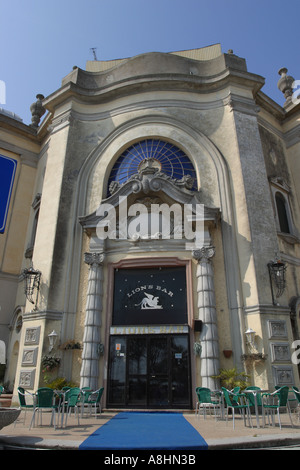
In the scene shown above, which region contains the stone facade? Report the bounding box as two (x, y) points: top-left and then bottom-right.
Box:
(1, 44), (300, 408)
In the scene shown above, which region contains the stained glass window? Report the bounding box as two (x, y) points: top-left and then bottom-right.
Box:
(107, 139), (197, 195)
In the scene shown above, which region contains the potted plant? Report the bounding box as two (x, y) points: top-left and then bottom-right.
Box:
(60, 340), (82, 350)
(211, 366), (250, 390)
(46, 377), (78, 390)
(41, 355), (61, 372)
(41, 355), (61, 384)
(241, 353), (268, 368)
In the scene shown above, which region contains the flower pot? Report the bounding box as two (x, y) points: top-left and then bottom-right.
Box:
(223, 349), (232, 358)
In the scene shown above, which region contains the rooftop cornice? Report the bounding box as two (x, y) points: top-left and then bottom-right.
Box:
(43, 52), (265, 113)
(256, 90), (300, 124)
(256, 90), (286, 121)
(0, 111), (38, 142)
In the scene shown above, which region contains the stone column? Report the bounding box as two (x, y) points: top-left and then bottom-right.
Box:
(80, 252), (105, 390)
(193, 247), (219, 389)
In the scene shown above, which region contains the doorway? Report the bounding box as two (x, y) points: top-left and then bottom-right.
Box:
(107, 334), (191, 409)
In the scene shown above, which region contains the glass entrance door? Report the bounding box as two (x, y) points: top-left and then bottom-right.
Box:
(107, 334), (191, 408)
(128, 337), (147, 406)
(148, 336), (169, 407)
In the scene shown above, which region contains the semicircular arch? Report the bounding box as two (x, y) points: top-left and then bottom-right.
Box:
(79, 115), (229, 217)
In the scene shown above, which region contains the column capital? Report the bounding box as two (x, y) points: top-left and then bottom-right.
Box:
(192, 246), (215, 263)
(84, 252), (105, 266)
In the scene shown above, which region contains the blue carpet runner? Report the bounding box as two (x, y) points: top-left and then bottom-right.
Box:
(79, 412), (207, 450)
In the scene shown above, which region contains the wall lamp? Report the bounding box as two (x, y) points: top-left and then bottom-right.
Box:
(268, 258), (287, 304)
(48, 330), (58, 352)
(245, 328), (256, 347)
(21, 265), (41, 308)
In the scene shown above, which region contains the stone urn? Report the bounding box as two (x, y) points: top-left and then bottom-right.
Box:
(0, 408), (21, 430)
(30, 94), (45, 128)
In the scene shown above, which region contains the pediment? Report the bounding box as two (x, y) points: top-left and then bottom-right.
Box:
(79, 164), (220, 240)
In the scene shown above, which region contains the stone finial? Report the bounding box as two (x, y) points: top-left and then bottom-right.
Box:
(30, 94), (45, 128)
(277, 68), (295, 106)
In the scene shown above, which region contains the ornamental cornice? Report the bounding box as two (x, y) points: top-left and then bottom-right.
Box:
(47, 110), (74, 135)
(23, 310), (63, 321)
(109, 160), (196, 196)
(224, 93), (260, 116)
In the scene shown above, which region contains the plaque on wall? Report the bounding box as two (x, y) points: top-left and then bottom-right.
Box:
(24, 326), (41, 345)
(19, 369), (36, 389)
(22, 348), (38, 366)
(113, 267), (187, 326)
(267, 320), (287, 339)
(272, 365), (294, 386)
(270, 342), (290, 363)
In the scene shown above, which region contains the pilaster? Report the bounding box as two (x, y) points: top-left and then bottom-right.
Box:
(193, 246), (219, 389)
(80, 252), (105, 390)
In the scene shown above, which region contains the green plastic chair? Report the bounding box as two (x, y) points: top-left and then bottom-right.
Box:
(64, 388), (81, 426)
(80, 387), (93, 417)
(230, 387), (241, 405)
(0, 385), (4, 395)
(262, 386), (294, 429)
(292, 386), (300, 402)
(86, 387), (104, 417)
(195, 387), (221, 420)
(15, 387), (35, 426)
(222, 387), (253, 429)
(245, 386), (262, 407)
(29, 387), (59, 430)
(58, 387), (71, 406)
(292, 386), (300, 422)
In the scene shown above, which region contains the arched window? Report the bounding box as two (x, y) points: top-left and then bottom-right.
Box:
(107, 139), (197, 195)
(275, 192), (290, 234)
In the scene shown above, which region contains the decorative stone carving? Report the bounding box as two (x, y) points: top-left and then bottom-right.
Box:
(19, 369), (35, 389)
(24, 326), (40, 345)
(270, 342), (290, 363)
(22, 348), (38, 366)
(267, 320), (287, 339)
(84, 252), (105, 266)
(192, 246), (215, 263)
(272, 365), (294, 386)
(109, 158), (195, 196)
(109, 181), (121, 195)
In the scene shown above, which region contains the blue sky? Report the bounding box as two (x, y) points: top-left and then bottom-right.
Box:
(1, 0), (300, 125)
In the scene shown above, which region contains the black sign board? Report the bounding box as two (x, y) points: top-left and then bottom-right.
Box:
(112, 267), (187, 326)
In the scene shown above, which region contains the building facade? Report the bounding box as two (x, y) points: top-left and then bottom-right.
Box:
(1, 44), (300, 409)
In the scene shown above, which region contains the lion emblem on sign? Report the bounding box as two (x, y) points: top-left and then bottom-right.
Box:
(135, 293), (163, 309)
